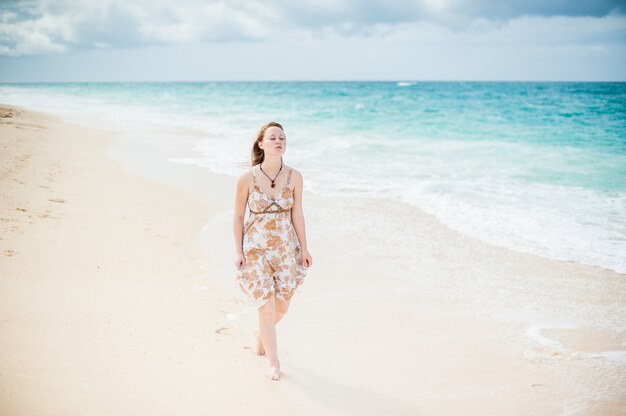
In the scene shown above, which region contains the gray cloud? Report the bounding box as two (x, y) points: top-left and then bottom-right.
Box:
(459, 0), (624, 19)
(273, 0), (624, 30)
(0, 0), (624, 57)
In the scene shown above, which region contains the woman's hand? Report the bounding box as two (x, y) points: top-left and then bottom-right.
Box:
(302, 249), (313, 268)
(235, 252), (245, 270)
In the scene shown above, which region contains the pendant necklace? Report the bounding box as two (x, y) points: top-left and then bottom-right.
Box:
(260, 160), (283, 188)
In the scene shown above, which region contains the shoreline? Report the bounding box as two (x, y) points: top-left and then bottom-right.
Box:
(1, 103), (624, 415)
(1, 83), (623, 276)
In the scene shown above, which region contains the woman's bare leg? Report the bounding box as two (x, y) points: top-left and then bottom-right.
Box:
(253, 328), (265, 355)
(258, 295), (279, 363)
(274, 296), (291, 323)
(255, 296), (291, 355)
(257, 294), (292, 379)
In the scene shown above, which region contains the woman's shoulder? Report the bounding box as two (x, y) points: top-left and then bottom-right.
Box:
(237, 167), (255, 186)
(286, 166), (303, 185)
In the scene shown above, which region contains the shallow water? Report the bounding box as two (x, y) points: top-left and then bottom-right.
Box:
(1, 81), (624, 273)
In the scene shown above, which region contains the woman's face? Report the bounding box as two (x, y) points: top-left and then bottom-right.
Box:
(259, 126), (286, 157)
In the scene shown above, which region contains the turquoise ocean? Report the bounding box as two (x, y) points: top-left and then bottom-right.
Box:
(1, 81), (624, 274)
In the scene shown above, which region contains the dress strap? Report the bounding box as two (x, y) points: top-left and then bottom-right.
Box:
(251, 166), (257, 184)
(287, 168), (293, 186)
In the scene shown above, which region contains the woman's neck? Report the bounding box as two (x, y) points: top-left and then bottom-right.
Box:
(260, 157), (283, 173)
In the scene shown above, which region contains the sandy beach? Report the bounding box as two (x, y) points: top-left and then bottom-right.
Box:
(1, 105), (625, 415)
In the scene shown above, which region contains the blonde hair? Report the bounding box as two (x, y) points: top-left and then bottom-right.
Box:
(251, 121), (285, 166)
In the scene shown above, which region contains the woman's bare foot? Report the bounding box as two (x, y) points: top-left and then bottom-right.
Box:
(266, 363), (280, 381)
(253, 329), (265, 356)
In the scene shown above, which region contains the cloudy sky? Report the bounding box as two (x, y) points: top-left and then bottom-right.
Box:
(0, 0), (624, 82)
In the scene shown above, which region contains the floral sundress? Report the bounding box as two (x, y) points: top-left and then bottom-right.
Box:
(235, 166), (307, 309)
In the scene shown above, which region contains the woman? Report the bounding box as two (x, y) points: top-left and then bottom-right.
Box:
(233, 121), (313, 381)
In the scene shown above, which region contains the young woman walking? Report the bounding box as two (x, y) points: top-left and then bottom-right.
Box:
(233, 121), (313, 380)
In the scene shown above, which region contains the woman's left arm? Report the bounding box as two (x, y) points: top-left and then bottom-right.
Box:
(291, 170), (313, 267)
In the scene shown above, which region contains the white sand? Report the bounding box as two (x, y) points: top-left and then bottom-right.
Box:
(1, 104), (625, 415)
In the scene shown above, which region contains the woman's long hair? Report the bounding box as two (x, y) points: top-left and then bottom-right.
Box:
(251, 121), (285, 166)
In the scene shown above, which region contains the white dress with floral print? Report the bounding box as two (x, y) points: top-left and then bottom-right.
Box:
(235, 166), (307, 309)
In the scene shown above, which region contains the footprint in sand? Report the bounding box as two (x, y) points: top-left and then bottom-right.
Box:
(38, 210), (60, 219)
(48, 198), (65, 203)
(3, 249), (16, 257)
(0, 108), (15, 118)
(214, 326), (231, 335)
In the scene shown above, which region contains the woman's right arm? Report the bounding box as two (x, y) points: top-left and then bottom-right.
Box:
(233, 174), (250, 267)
